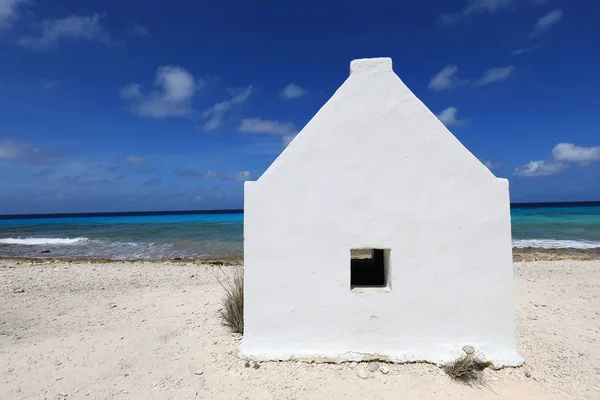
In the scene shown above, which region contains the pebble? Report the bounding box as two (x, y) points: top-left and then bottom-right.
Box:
(194, 370), (204, 376)
(13, 288), (25, 293)
(348, 362), (358, 368)
(356, 369), (369, 379)
(108, 303), (117, 309)
(368, 362), (380, 372)
(379, 364), (390, 374)
(58, 392), (67, 397)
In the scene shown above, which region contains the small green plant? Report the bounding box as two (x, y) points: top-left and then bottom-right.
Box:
(218, 266), (244, 334)
(443, 347), (491, 381)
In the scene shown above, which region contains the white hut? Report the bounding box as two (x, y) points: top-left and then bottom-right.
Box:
(240, 57), (522, 366)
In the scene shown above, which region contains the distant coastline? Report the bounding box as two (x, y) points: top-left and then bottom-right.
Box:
(2, 201), (600, 220)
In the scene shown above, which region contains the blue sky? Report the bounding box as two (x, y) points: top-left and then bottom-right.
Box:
(1, 0), (599, 214)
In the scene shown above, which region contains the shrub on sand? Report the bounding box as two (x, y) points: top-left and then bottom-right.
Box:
(443, 348), (491, 381)
(218, 266), (244, 334)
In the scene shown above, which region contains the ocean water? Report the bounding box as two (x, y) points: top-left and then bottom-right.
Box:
(1, 203), (599, 260)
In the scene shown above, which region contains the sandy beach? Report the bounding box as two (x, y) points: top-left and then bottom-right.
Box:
(1, 259), (599, 400)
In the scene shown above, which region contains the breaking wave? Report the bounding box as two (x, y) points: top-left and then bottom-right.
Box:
(0, 237), (88, 245)
(512, 239), (600, 249)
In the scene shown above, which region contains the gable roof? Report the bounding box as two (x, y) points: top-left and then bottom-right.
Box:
(253, 57), (498, 186)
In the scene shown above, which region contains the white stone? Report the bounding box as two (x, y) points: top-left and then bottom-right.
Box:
(241, 57), (523, 367)
(379, 364), (390, 374)
(368, 362), (379, 372)
(356, 369), (369, 379)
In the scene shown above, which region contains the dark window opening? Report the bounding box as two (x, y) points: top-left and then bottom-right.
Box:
(350, 249), (389, 289)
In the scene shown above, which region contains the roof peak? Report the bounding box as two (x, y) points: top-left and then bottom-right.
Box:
(350, 57), (393, 75)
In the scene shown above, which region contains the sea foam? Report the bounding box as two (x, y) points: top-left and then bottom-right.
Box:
(0, 237), (88, 245)
(512, 239), (600, 249)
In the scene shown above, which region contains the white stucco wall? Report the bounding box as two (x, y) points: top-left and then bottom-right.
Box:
(241, 58), (523, 367)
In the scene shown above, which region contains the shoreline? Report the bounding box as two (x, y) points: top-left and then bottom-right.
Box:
(2, 247), (600, 264)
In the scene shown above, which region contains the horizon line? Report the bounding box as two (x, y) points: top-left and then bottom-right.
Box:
(1, 200), (600, 220)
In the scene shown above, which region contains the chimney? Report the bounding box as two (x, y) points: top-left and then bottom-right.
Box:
(350, 57), (393, 75)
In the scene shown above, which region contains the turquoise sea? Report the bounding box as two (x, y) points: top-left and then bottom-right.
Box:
(1, 203), (599, 260)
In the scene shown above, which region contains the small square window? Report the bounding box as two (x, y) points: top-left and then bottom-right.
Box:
(350, 248), (390, 290)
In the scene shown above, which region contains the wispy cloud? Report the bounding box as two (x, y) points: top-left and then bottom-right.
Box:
(0, 0), (28, 31)
(130, 23), (151, 38)
(17, 13), (113, 50)
(0, 139), (60, 164)
(176, 169), (254, 182)
(428, 65), (463, 91)
(60, 173), (126, 186)
(481, 160), (504, 170)
(139, 167), (156, 174)
(238, 118), (297, 135)
(437, 107), (467, 127)
(474, 65), (515, 86)
(176, 169), (203, 178)
(280, 83), (306, 100)
(121, 65), (203, 118)
(125, 155), (146, 164)
(282, 134), (297, 149)
(141, 178), (162, 187)
(32, 168), (55, 178)
(42, 80), (61, 90)
(530, 9), (563, 37)
(514, 143), (600, 177)
(230, 171), (253, 182)
(510, 43), (545, 58)
(440, 0), (514, 25)
(202, 86), (253, 131)
(440, 0), (546, 25)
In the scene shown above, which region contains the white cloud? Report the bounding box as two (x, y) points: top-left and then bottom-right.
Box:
(514, 143), (600, 177)
(42, 80), (61, 90)
(17, 13), (112, 50)
(231, 171), (253, 182)
(202, 86), (253, 131)
(530, 9), (563, 36)
(437, 107), (466, 127)
(552, 143), (600, 164)
(440, 0), (546, 25)
(514, 160), (566, 177)
(121, 66), (202, 118)
(280, 83), (306, 100)
(125, 155), (146, 164)
(0, 139), (60, 164)
(131, 23), (151, 38)
(428, 65), (461, 91)
(474, 65), (514, 86)
(0, 0), (28, 30)
(238, 118), (297, 135)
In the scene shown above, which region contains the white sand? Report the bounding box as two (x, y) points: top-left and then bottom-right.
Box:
(1, 259), (599, 399)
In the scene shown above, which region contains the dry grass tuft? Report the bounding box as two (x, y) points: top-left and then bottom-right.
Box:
(217, 266), (244, 334)
(443, 350), (491, 381)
